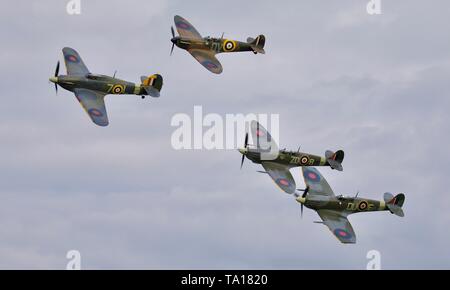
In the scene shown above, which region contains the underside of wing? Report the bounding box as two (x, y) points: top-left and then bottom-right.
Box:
(261, 162), (296, 194)
(302, 167), (335, 197)
(74, 89), (108, 127)
(317, 210), (356, 244)
(250, 121), (278, 155)
(62, 47), (89, 76)
(188, 49), (223, 74)
(174, 15), (202, 40)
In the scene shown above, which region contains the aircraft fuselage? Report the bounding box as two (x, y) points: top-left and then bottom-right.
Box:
(172, 36), (254, 54)
(297, 195), (387, 214)
(243, 148), (329, 167)
(50, 74), (148, 96)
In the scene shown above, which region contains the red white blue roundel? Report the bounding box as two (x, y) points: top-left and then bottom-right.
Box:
(177, 21), (190, 30)
(276, 178), (291, 188)
(304, 169), (321, 183)
(256, 129), (265, 137)
(88, 108), (103, 117)
(334, 228), (352, 240)
(358, 201), (369, 211)
(202, 60), (218, 70)
(65, 54), (79, 63)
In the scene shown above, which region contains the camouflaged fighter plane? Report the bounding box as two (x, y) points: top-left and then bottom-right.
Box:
(238, 121), (344, 194)
(295, 167), (405, 243)
(170, 15), (265, 74)
(49, 47), (163, 127)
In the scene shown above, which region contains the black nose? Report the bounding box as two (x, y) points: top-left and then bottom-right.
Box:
(171, 37), (177, 44)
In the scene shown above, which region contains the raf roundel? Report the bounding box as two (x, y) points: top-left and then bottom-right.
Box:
(112, 85), (124, 94)
(300, 156), (309, 165)
(223, 40), (236, 52)
(177, 21), (191, 30)
(334, 228), (352, 239)
(65, 54), (79, 63)
(88, 108), (103, 118)
(276, 178), (291, 188)
(304, 169), (321, 183)
(358, 201), (369, 211)
(202, 60), (218, 70)
(255, 129), (265, 137)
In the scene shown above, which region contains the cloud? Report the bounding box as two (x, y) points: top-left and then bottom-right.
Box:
(0, 0), (450, 269)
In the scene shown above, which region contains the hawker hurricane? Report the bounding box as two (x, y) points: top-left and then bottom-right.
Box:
(49, 47), (163, 126)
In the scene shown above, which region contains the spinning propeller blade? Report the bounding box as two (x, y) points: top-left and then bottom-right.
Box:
(55, 61), (60, 77)
(170, 26), (175, 55)
(53, 61), (60, 94)
(240, 133), (249, 169)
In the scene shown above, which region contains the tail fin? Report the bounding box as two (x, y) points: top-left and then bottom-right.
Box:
(383, 192), (405, 217)
(140, 74), (163, 98)
(325, 150), (344, 171)
(247, 35), (265, 54)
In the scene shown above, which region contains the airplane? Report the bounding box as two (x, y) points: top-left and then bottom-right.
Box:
(295, 167), (405, 244)
(238, 120), (345, 194)
(170, 15), (266, 74)
(49, 47), (163, 127)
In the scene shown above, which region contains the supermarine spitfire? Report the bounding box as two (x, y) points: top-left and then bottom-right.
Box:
(294, 167), (405, 243)
(170, 15), (265, 74)
(239, 121), (345, 194)
(49, 47), (163, 126)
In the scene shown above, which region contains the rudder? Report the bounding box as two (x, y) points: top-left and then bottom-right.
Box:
(247, 35), (266, 54)
(141, 74), (163, 97)
(384, 192), (405, 217)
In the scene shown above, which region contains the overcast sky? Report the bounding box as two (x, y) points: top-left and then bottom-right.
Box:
(1, 0), (450, 269)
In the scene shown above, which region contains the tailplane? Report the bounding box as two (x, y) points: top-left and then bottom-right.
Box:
(247, 35), (266, 54)
(383, 192), (405, 217)
(140, 74), (163, 97)
(325, 150), (344, 171)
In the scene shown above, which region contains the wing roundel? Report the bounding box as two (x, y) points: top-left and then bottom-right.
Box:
(174, 15), (202, 40)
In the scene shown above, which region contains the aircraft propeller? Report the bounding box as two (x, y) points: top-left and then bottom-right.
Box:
(240, 132), (249, 169)
(296, 186), (309, 218)
(53, 61), (60, 94)
(170, 26), (176, 56)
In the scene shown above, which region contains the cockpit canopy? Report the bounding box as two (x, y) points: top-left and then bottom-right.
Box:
(86, 73), (110, 81)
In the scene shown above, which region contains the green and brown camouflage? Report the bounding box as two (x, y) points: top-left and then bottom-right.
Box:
(294, 167), (405, 244)
(171, 15), (265, 74)
(241, 148), (343, 168)
(239, 121), (344, 194)
(49, 47), (163, 126)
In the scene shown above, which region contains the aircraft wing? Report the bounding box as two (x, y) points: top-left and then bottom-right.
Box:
(188, 49), (223, 74)
(174, 15), (202, 40)
(317, 210), (356, 244)
(62, 47), (89, 76)
(261, 162), (296, 194)
(302, 167), (335, 197)
(73, 88), (109, 127)
(250, 120), (279, 156)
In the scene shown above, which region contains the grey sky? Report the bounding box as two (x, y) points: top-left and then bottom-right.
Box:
(1, 0), (450, 269)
